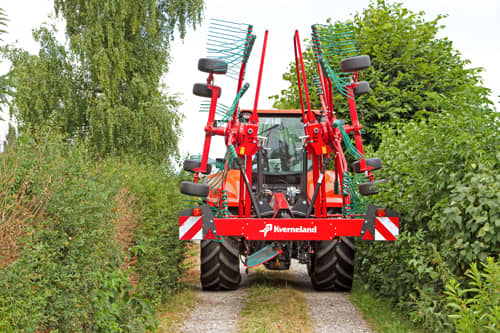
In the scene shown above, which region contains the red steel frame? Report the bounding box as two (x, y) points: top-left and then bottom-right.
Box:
(185, 28), (393, 242)
(214, 217), (365, 240)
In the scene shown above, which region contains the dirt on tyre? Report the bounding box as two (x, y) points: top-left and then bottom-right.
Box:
(200, 238), (241, 290)
(310, 237), (355, 291)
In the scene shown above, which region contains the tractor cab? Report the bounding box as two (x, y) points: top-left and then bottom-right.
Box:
(255, 111), (305, 175)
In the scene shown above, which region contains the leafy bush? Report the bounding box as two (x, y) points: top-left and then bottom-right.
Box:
(0, 132), (157, 331)
(111, 159), (188, 305)
(445, 257), (500, 332)
(356, 102), (499, 330)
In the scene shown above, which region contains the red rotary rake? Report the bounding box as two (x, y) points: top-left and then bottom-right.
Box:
(178, 20), (399, 291)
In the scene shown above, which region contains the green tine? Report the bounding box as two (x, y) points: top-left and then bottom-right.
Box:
(342, 171), (370, 216)
(333, 120), (364, 159)
(206, 18), (255, 80)
(221, 82), (250, 123)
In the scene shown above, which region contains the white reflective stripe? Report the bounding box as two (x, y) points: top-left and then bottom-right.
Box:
(193, 228), (203, 240)
(377, 217), (399, 236)
(179, 217), (201, 239)
(375, 229), (386, 241)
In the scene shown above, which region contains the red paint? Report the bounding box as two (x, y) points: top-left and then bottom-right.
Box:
(179, 216), (188, 227)
(361, 230), (374, 240)
(204, 229), (216, 240)
(269, 192), (290, 216)
(214, 217), (365, 240)
(180, 219), (202, 240)
(391, 217), (399, 228)
(375, 220), (396, 241)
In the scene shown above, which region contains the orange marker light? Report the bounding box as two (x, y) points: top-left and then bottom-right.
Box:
(193, 208), (201, 216)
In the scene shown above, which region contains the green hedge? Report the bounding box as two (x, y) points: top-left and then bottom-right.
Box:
(110, 160), (187, 305)
(0, 132), (186, 331)
(356, 102), (500, 330)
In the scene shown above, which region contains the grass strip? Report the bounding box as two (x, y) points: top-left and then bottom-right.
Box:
(238, 269), (313, 333)
(350, 284), (424, 333)
(157, 243), (199, 333)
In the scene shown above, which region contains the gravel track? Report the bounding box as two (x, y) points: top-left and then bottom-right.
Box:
(253, 261), (372, 333)
(288, 261), (372, 333)
(181, 252), (249, 333)
(182, 253), (371, 333)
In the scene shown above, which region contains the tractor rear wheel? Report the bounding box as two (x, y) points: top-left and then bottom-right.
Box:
(200, 238), (241, 290)
(310, 237), (355, 291)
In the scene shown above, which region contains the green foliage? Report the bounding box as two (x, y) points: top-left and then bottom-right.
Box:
(356, 103), (499, 330)
(5, 0), (203, 160)
(110, 159), (188, 305)
(0, 131), (155, 331)
(6, 26), (90, 136)
(0, 130), (188, 331)
(52, 0), (202, 158)
(0, 8), (6, 37)
(445, 257), (500, 332)
(271, 0), (492, 147)
(351, 280), (425, 333)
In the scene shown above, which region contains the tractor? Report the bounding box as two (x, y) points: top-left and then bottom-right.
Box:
(178, 20), (399, 291)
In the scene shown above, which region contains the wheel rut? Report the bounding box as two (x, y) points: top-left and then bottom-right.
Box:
(181, 253), (371, 332)
(288, 262), (372, 333)
(251, 261), (371, 333)
(181, 252), (248, 333)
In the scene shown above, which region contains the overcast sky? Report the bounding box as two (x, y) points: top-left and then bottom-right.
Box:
(1, 0), (499, 157)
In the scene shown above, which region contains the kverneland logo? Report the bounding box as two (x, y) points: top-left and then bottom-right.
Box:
(259, 223), (317, 237)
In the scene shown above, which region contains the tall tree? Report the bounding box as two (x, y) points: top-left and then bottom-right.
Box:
(271, 0), (492, 147)
(6, 0), (204, 160)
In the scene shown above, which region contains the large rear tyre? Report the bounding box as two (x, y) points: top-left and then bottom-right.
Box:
(200, 238), (241, 290)
(310, 237), (355, 291)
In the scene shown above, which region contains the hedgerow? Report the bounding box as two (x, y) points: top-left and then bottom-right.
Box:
(0, 131), (186, 331)
(110, 159), (187, 305)
(356, 101), (500, 331)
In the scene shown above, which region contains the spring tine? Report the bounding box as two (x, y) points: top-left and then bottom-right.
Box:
(312, 22), (361, 98)
(206, 18), (255, 81)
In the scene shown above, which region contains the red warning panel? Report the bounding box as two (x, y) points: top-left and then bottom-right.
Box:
(179, 216), (203, 240)
(374, 216), (399, 241)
